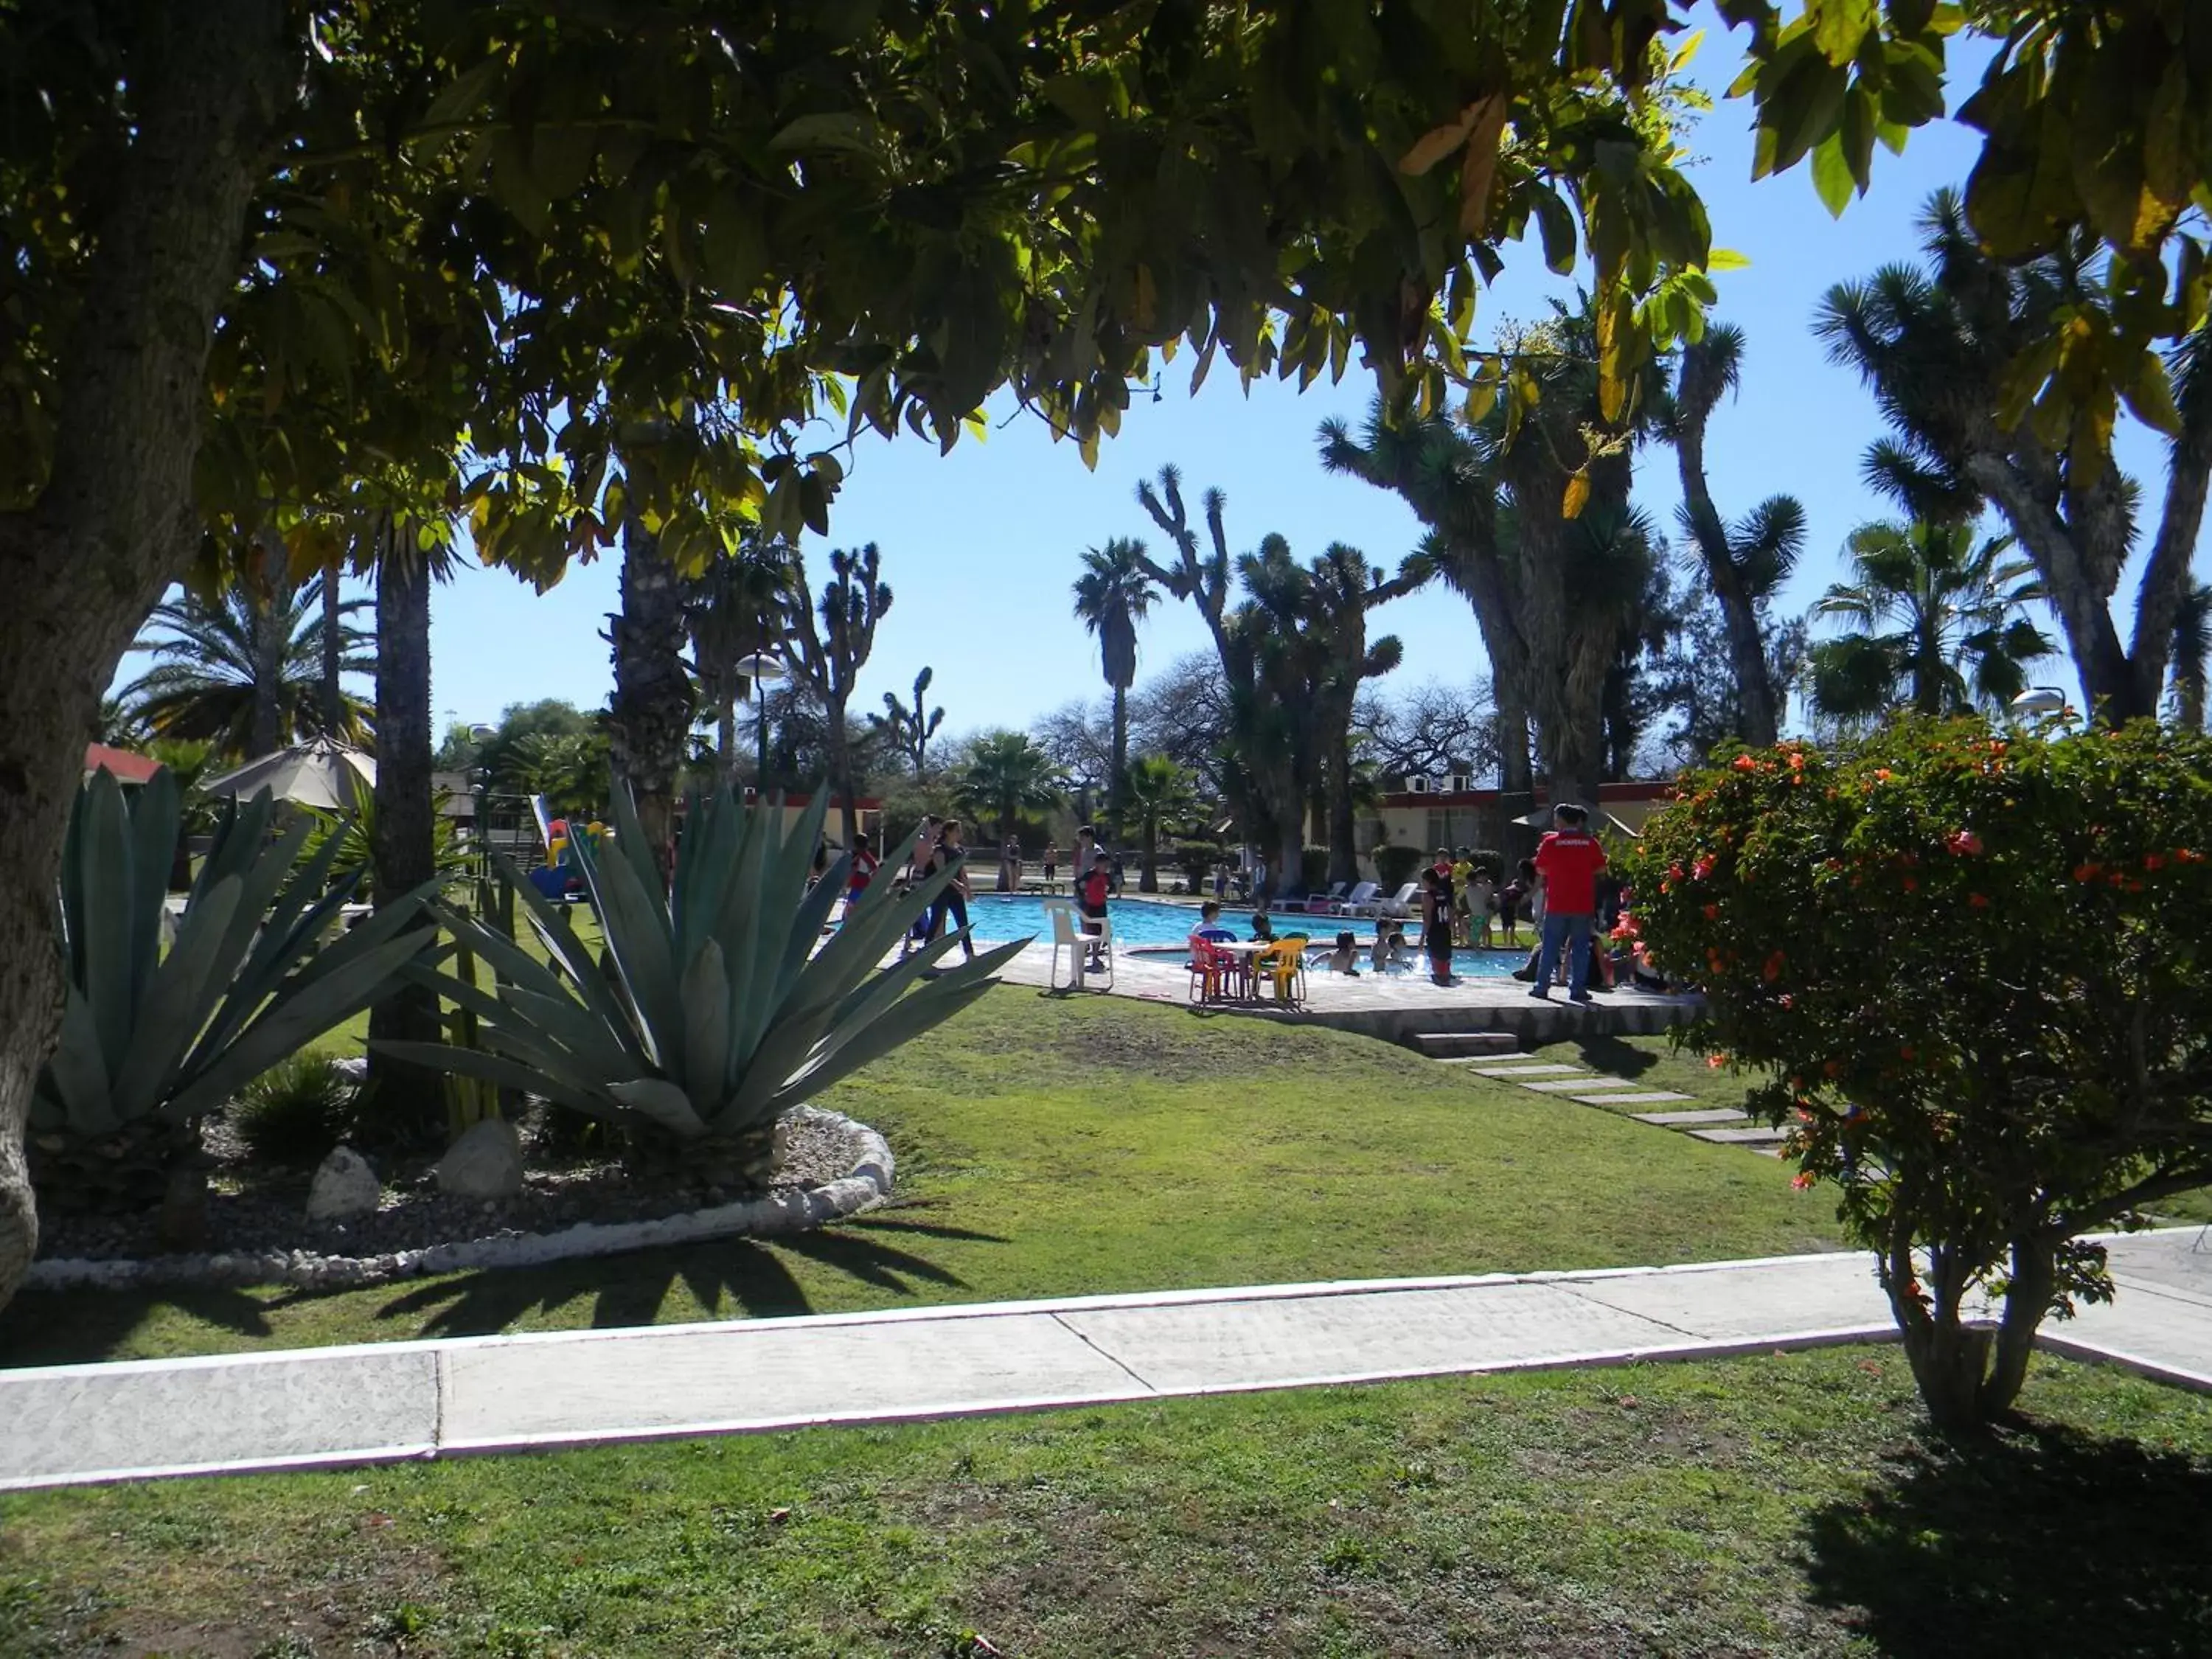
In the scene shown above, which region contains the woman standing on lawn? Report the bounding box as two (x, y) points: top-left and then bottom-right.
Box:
(925, 819), (978, 962)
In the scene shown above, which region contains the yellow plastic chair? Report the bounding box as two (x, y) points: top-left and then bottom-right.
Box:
(1254, 936), (1309, 1004)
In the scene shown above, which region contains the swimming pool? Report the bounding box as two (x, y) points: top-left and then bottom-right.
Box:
(959, 894), (1523, 976)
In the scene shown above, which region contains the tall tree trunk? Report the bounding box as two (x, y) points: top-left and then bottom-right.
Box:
(609, 509), (693, 886)
(320, 560), (344, 736)
(716, 685), (739, 793)
(1674, 421), (1781, 748)
(0, 0), (288, 1315)
(1141, 820), (1160, 892)
(1107, 681), (1129, 848)
(366, 524), (442, 1138)
(1326, 724), (1358, 886)
(248, 527), (290, 757)
(829, 702), (858, 852)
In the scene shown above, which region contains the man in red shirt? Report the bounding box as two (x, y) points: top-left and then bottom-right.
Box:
(1531, 803), (1607, 1004)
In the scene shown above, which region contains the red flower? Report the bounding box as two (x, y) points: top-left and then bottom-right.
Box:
(1902, 876), (1918, 892)
(1763, 950), (1786, 982)
(1668, 863), (1686, 881)
(1692, 855), (1717, 880)
(2177, 849), (2205, 864)
(1778, 992), (1794, 1009)
(1947, 830), (1983, 856)
(2143, 853), (2166, 872)
(1968, 893), (1990, 908)
(1702, 903), (1719, 921)
(1732, 754), (1756, 771)
(1899, 1044), (1917, 1062)
(1791, 1171), (1817, 1192)
(1707, 1054), (1728, 1070)
(2073, 863), (2102, 883)
(1823, 1059), (1844, 1078)
(1787, 751), (1806, 771)
(1874, 768), (1893, 782)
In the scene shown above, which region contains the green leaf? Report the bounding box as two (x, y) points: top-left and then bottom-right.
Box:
(1811, 131), (1856, 217)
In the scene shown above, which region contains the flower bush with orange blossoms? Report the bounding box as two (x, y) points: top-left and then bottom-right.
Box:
(1625, 715), (2212, 1430)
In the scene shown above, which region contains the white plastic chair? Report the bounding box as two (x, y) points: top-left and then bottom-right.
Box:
(1377, 882), (1419, 917)
(1044, 901), (1116, 992)
(1332, 881), (1380, 915)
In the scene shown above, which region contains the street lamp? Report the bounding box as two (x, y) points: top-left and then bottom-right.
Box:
(2009, 686), (2071, 726)
(734, 653), (787, 796)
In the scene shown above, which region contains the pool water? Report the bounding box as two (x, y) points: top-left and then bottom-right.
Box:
(959, 894), (1522, 976)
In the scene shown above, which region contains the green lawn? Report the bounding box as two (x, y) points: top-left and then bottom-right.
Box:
(6, 1347), (2211, 1657)
(0, 990), (1842, 1368)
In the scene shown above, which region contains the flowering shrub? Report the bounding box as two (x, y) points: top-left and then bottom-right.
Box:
(1627, 716), (2212, 1428)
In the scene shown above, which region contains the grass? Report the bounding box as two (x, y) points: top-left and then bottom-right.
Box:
(6, 1347), (2212, 1656)
(0, 990), (1843, 1369)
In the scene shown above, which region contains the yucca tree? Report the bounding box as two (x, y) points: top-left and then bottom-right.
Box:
(783, 545), (891, 853)
(2170, 582), (2211, 730)
(869, 665), (947, 782)
(1806, 521), (2055, 722)
(1663, 323), (1809, 748)
(1121, 755), (1198, 893)
(119, 572), (372, 759)
(1071, 539), (1158, 846)
(953, 731), (1064, 841)
(1815, 189), (2212, 722)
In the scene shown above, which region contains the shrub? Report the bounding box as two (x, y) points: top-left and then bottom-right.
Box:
(1174, 839), (1228, 883)
(1299, 848), (1330, 893)
(1627, 717), (2212, 1429)
(232, 1054), (361, 1166)
(1373, 843), (1425, 892)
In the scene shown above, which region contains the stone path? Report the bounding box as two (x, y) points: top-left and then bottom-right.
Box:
(1458, 1054), (1792, 1152)
(7, 1231), (2212, 1492)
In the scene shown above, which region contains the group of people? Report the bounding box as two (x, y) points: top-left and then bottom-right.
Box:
(834, 818), (1119, 973)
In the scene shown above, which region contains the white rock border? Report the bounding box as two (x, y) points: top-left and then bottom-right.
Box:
(24, 1106), (894, 1295)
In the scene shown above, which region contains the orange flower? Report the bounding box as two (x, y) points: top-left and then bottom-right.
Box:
(1874, 768), (1893, 782)
(1787, 751), (1806, 771)
(1732, 754), (1756, 771)
(1707, 1054), (1728, 1070)
(1791, 1170), (1817, 1192)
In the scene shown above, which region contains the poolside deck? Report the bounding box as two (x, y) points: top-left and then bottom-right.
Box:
(991, 940), (1700, 1048)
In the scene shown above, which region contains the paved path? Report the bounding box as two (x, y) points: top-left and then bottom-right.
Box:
(7, 1231), (2212, 1492)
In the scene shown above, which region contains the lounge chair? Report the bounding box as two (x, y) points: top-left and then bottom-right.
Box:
(1332, 881), (1380, 915)
(1377, 882), (1420, 918)
(1302, 882), (1347, 914)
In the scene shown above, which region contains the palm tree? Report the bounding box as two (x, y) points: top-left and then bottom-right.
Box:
(1121, 755), (1198, 892)
(686, 532), (798, 789)
(953, 730), (1064, 842)
(119, 571), (372, 758)
(1071, 538), (1157, 846)
(1664, 322), (1809, 748)
(2169, 582), (2211, 729)
(1806, 520), (2055, 722)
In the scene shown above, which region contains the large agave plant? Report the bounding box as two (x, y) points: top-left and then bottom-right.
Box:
(382, 783), (1023, 1189)
(31, 768), (442, 1213)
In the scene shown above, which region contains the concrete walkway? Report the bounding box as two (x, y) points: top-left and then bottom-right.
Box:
(8, 1230), (2212, 1492)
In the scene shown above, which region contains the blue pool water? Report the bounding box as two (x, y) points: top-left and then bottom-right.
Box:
(959, 894), (1520, 976)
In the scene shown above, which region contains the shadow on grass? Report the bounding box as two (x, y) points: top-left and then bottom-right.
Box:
(365, 1214), (1007, 1342)
(1802, 1416), (2212, 1656)
(1563, 1034), (1661, 1079)
(0, 1281), (279, 1370)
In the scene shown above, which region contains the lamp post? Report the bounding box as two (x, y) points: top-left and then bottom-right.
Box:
(2009, 686), (2071, 730)
(734, 653), (787, 797)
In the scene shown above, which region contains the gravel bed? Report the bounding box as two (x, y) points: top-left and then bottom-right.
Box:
(32, 1107), (879, 1289)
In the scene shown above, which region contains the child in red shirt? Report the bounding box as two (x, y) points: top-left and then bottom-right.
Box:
(1531, 803), (1606, 1004)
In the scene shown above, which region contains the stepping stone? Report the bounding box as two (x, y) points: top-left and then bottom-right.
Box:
(1687, 1126), (1791, 1146)
(1470, 1063), (1582, 1077)
(1520, 1077), (1643, 1093)
(1585, 1091), (1695, 1105)
(1630, 1107), (1747, 1124)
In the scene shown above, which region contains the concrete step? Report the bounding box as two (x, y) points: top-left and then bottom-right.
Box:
(1406, 1030), (1522, 1059)
(1630, 1107), (1750, 1126)
(1583, 1091), (1696, 1105)
(1686, 1125), (1792, 1146)
(1468, 1062), (1582, 1077)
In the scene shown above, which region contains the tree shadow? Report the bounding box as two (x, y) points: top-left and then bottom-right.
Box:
(1801, 1415), (2212, 1656)
(0, 1281), (279, 1369)
(362, 1214), (1006, 1343)
(1565, 1033), (1660, 1079)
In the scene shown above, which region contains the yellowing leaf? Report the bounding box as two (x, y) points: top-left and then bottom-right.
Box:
(1706, 247), (1752, 271)
(1455, 97), (1509, 235)
(1562, 470), (1592, 519)
(1399, 101), (1482, 176)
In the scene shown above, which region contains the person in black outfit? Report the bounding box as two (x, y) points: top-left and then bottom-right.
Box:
(923, 818), (976, 961)
(1421, 866), (1458, 987)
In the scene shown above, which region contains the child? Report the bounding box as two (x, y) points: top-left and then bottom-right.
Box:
(1077, 848), (1113, 970)
(1421, 865), (1457, 987)
(1327, 929), (1363, 976)
(1250, 911), (1276, 943)
(1469, 866), (1497, 947)
(1189, 900), (1230, 949)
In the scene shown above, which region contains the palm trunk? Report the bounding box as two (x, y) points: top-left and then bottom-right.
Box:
(610, 507), (692, 886)
(1107, 682), (1130, 846)
(1676, 422), (1781, 746)
(715, 685), (739, 792)
(366, 524), (442, 1138)
(320, 560), (344, 735)
(0, 0), (287, 1315)
(1141, 820), (1161, 892)
(1326, 729), (1357, 886)
(248, 527), (290, 757)
(829, 700), (858, 852)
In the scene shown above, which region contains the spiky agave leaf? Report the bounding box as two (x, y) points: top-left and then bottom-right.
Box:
(387, 783), (1025, 1152)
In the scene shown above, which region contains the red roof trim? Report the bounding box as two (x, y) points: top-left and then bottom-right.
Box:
(84, 744), (162, 785)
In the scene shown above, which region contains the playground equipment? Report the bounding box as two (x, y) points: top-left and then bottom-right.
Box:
(524, 798), (610, 900)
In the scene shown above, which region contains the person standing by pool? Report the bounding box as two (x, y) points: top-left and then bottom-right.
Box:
(1451, 847), (1476, 945)
(846, 831), (880, 917)
(1468, 864), (1497, 948)
(925, 819), (978, 963)
(1043, 841), (1059, 893)
(1421, 863), (1458, 987)
(999, 833), (1021, 893)
(1529, 803), (1605, 1004)
(1077, 844), (1113, 970)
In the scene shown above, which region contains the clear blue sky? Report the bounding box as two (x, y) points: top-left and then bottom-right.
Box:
(306, 13), (2174, 738)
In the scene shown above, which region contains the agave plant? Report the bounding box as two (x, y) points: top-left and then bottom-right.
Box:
(31, 768), (440, 1213)
(381, 783), (1024, 1190)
